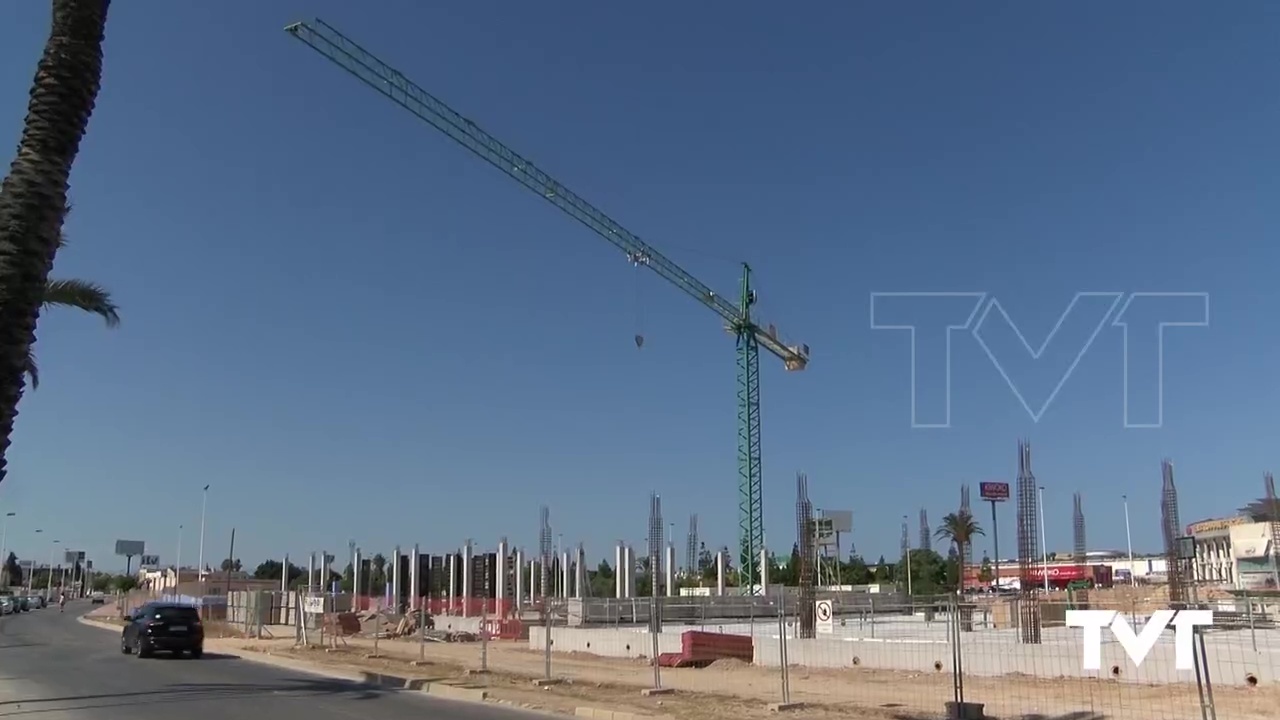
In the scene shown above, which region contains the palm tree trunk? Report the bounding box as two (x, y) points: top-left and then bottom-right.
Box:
(957, 541), (965, 592)
(0, 0), (111, 483)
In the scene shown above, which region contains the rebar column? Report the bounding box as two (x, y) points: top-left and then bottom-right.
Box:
(1016, 440), (1042, 643)
(796, 472), (816, 639)
(1161, 460), (1187, 604)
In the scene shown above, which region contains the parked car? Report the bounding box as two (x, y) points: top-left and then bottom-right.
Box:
(15, 596), (28, 612)
(90, 592), (105, 605)
(29, 595), (45, 609)
(121, 603), (204, 659)
(0, 597), (13, 615)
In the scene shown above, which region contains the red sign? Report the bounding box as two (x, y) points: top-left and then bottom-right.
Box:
(1026, 565), (1089, 581)
(980, 482), (1010, 502)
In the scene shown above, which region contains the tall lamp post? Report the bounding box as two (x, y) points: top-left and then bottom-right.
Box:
(1122, 494), (1136, 586)
(175, 525), (184, 599)
(197, 484), (210, 594)
(46, 539), (60, 597)
(0, 512), (15, 587)
(1037, 486), (1049, 592)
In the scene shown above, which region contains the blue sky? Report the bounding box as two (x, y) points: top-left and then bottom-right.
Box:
(1, 1), (1277, 572)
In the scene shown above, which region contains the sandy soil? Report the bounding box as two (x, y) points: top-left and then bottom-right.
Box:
(217, 632), (1278, 720)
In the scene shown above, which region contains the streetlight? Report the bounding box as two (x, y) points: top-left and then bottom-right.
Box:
(1122, 494), (1135, 586)
(175, 524), (184, 598)
(197, 484), (210, 593)
(0, 512), (15, 587)
(46, 539), (60, 598)
(1037, 486), (1048, 592)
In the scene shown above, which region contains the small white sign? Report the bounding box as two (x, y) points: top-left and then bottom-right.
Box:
(815, 600), (834, 634)
(303, 596), (326, 614)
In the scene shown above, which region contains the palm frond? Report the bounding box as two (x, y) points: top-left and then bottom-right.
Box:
(42, 278), (120, 327)
(25, 352), (38, 390)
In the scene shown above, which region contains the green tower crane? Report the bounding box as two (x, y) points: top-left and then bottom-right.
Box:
(285, 19), (809, 591)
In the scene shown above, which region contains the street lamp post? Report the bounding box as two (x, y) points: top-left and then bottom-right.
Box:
(175, 525), (184, 598)
(46, 539), (60, 598)
(1037, 486), (1049, 592)
(0, 512), (15, 587)
(197, 484), (210, 593)
(1122, 494), (1136, 586)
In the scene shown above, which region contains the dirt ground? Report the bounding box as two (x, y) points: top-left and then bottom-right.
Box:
(215, 632), (1278, 720)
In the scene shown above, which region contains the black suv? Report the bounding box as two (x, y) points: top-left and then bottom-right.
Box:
(121, 603), (204, 658)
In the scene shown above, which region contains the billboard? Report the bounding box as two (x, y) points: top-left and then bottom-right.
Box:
(114, 539), (145, 556)
(64, 550), (80, 564)
(979, 482), (1010, 502)
(823, 509), (853, 534)
(139, 555), (160, 567)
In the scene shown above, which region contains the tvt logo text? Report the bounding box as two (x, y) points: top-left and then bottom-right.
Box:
(1066, 609), (1214, 671)
(869, 292), (1209, 428)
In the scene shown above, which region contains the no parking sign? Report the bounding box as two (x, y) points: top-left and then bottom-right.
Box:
(815, 599), (834, 634)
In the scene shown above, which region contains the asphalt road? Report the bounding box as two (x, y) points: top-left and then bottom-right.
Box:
(0, 602), (537, 720)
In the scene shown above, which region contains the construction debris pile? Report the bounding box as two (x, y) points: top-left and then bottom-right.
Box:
(356, 609), (479, 643)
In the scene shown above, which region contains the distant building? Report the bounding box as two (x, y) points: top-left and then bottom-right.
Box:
(1186, 516), (1278, 589)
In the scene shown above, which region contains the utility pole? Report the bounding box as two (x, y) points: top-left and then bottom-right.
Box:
(197, 484), (210, 593)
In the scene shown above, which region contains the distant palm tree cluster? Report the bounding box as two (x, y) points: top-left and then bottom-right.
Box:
(0, 0), (114, 482)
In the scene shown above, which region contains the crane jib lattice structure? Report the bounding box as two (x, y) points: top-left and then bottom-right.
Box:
(285, 19), (810, 591)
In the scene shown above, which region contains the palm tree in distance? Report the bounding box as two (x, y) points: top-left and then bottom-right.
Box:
(27, 228), (121, 388)
(0, 0), (114, 484)
(936, 511), (984, 593)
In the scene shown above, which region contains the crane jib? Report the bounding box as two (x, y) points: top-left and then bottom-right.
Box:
(284, 19), (806, 371)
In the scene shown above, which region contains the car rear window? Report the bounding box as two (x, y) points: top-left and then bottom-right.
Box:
(153, 606), (199, 622)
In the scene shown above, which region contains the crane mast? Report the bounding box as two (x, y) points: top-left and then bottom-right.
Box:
(285, 19), (809, 591)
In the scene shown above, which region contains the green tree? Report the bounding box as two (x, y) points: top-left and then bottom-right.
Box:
(220, 558), (242, 572)
(935, 511), (984, 592)
(589, 559), (614, 597)
(978, 555), (994, 585)
(841, 554), (871, 585)
(0, 0), (113, 483)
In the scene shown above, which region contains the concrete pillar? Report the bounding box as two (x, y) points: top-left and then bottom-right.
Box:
(759, 548), (769, 596)
(624, 545), (637, 598)
(391, 546), (402, 609)
(513, 548), (525, 610)
(574, 544), (587, 600)
(282, 554), (291, 594)
(614, 543), (625, 599)
(351, 550), (360, 598)
(307, 552), (317, 593)
(664, 544), (677, 598)
(409, 544), (420, 612)
(447, 552), (457, 615)
(496, 538), (509, 607)
(461, 540), (474, 616)
(715, 551), (726, 597)
(560, 551), (571, 599)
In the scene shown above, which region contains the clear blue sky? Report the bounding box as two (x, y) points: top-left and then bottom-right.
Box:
(1, 1), (1277, 572)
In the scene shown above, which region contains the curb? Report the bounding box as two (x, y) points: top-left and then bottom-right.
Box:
(77, 616), (123, 632)
(574, 708), (675, 720)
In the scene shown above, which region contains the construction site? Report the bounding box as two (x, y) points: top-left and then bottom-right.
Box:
(260, 18), (1280, 720)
